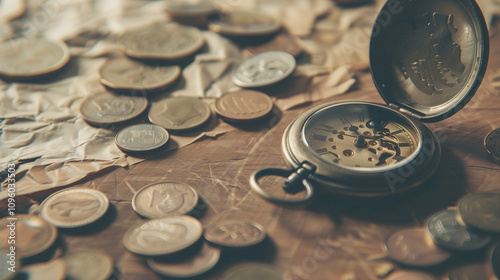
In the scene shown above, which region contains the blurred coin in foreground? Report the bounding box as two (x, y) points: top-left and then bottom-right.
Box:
(119, 23), (205, 60)
(426, 209), (491, 251)
(62, 250), (113, 280)
(147, 242), (220, 278)
(22, 258), (67, 280)
(458, 192), (500, 233)
(215, 90), (273, 122)
(149, 97), (211, 131)
(386, 271), (437, 280)
(0, 214), (57, 258)
(447, 263), (488, 280)
(221, 263), (283, 280)
(204, 221), (266, 248)
(39, 188), (109, 228)
(232, 51), (296, 88)
(123, 216), (202, 256)
(98, 57), (181, 92)
(79, 91), (148, 126)
(384, 228), (450, 267)
(0, 38), (69, 79)
(132, 182), (198, 218)
(485, 128), (500, 165)
(208, 12), (281, 36)
(116, 124), (169, 154)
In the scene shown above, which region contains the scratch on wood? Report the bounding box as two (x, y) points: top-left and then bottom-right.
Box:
(124, 181), (136, 194)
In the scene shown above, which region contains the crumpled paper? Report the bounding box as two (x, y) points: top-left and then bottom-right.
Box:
(0, 0), (363, 204)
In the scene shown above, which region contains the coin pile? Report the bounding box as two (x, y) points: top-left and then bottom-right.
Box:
(123, 181), (273, 278)
(0, 188), (114, 279)
(382, 192), (500, 279)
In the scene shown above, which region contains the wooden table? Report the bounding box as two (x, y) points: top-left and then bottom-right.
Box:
(24, 19), (500, 280)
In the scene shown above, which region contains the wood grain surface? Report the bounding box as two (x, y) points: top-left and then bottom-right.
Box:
(19, 20), (500, 280)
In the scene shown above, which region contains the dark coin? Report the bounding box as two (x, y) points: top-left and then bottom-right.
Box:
(485, 128), (500, 164)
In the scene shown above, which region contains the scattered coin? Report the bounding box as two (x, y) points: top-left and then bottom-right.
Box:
(244, 32), (304, 57)
(148, 97), (211, 131)
(204, 221), (266, 248)
(119, 22), (205, 60)
(132, 182), (199, 218)
(232, 51), (296, 88)
(386, 271), (437, 280)
(485, 128), (500, 165)
(98, 57), (181, 92)
(208, 12), (281, 36)
(490, 243), (500, 278)
(426, 209), (491, 251)
(166, 2), (215, 19)
(0, 38), (70, 79)
(79, 91), (148, 126)
(147, 242), (220, 278)
(0, 249), (18, 280)
(447, 263), (489, 280)
(0, 214), (57, 258)
(383, 228), (451, 267)
(62, 250), (114, 280)
(115, 124), (170, 154)
(22, 258), (67, 280)
(123, 216), (202, 256)
(221, 263), (284, 280)
(39, 188), (109, 228)
(215, 90), (273, 122)
(457, 192), (500, 233)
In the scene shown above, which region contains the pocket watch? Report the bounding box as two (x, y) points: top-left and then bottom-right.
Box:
(250, 0), (489, 205)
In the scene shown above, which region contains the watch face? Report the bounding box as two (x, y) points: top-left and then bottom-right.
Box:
(302, 103), (420, 169)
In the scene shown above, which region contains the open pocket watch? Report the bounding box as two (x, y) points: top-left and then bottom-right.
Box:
(250, 0), (489, 205)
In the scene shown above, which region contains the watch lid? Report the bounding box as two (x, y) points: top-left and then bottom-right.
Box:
(369, 0), (489, 123)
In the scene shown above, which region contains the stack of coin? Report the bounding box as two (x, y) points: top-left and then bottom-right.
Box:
(115, 124), (170, 154)
(148, 97), (212, 131)
(232, 51), (296, 88)
(98, 57), (181, 93)
(214, 90), (274, 123)
(39, 188), (110, 228)
(0, 38), (70, 80)
(485, 128), (500, 165)
(119, 22), (205, 60)
(208, 12), (281, 37)
(79, 91), (148, 127)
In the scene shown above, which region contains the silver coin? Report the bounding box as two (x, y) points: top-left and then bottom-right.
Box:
(115, 124), (170, 153)
(132, 182), (199, 219)
(232, 51), (296, 88)
(119, 22), (205, 60)
(427, 209), (491, 251)
(123, 216), (202, 256)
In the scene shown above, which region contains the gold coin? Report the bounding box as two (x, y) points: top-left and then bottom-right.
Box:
(62, 250), (114, 280)
(98, 57), (181, 92)
(132, 182), (198, 219)
(215, 90), (273, 122)
(458, 192), (500, 233)
(204, 221), (266, 248)
(147, 242), (220, 278)
(0, 38), (70, 79)
(115, 124), (170, 154)
(79, 91), (148, 126)
(123, 216), (202, 256)
(0, 214), (57, 258)
(119, 23), (205, 60)
(23, 258), (67, 280)
(221, 263), (283, 280)
(39, 188), (109, 228)
(148, 97), (211, 131)
(208, 12), (281, 36)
